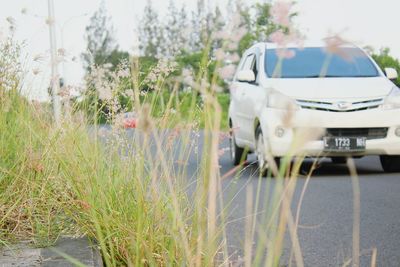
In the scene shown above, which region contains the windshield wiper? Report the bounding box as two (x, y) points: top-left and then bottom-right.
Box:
(280, 74), (377, 78)
(298, 75), (377, 78)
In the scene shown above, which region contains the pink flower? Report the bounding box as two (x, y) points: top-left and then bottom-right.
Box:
(324, 35), (348, 54)
(271, 1), (292, 27)
(270, 30), (286, 46)
(231, 27), (247, 43)
(227, 53), (240, 63)
(214, 30), (230, 41)
(271, 28), (303, 46)
(276, 48), (296, 59)
(227, 42), (238, 51)
(218, 64), (236, 80)
(215, 48), (225, 61)
(323, 34), (355, 60)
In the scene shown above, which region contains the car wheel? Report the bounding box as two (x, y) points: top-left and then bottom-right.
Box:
(255, 127), (280, 177)
(230, 128), (246, 166)
(380, 155), (400, 173)
(331, 157), (347, 164)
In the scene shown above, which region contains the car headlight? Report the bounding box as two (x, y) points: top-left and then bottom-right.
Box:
(267, 91), (299, 110)
(381, 86), (400, 110)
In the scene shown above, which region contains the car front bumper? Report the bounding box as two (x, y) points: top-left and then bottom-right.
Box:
(260, 107), (400, 157)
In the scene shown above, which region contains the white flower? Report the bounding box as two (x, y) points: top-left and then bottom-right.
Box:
(98, 84), (112, 101)
(103, 63), (113, 69)
(33, 54), (44, 62)
(6, 17), (15, 25)
(117, 69), (130, 78)
(182, 68), (195, 87)
(125, 89), (134, 98)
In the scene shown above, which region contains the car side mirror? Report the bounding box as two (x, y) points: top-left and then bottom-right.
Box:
(237, 70), (256, 83)
(385, 68), (398, 81)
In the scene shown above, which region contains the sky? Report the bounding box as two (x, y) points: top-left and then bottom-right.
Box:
(1, 0), (400, 101)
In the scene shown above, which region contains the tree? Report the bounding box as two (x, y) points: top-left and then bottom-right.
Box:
(82, 1), (127, 72)
(177, 6), (190, 52)
(233, 1), (298, 56)
(372, 48), (400, 86)
(138, 0), (164, 58)
(209, 6), (225, 52)
(164, 1), (189, 57)
(189, 0), (208, 52)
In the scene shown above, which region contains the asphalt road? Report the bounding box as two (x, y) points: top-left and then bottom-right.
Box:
(215, 134), (400, 267)
(112, 128), (400, 266)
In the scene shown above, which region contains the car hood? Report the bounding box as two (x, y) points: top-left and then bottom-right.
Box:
(267, 77), (393, 100)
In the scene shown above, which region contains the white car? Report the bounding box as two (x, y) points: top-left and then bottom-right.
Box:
(228, 41), (400, 175)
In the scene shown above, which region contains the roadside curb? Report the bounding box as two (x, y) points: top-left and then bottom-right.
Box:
(0, 237), (103, 267)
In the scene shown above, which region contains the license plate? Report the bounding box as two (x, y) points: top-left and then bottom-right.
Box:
(323, 137), (366, 152)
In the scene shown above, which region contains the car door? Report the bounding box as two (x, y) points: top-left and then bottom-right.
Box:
(230, 53), (254, 144)
(238, 53), (261, 145)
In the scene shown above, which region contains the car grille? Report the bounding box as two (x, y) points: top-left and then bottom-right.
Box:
(325, 128), (389, 140)
(297, 98), (384, 112)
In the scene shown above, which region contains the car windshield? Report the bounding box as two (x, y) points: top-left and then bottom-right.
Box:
(265, 47), (379, 78)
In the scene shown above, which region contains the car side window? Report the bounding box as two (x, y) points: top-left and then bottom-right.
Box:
(242, 54), (255, 71)
(241, 54), (259, 83)
(252, 57), (259, 81)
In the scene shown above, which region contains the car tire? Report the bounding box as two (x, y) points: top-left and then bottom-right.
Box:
(380, 155), (400, 173)
(255, 127), (280, 177)
(230, 128), (246, 166)
(331, 157), (347, 164)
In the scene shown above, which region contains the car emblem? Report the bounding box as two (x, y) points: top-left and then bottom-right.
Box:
(336, 101), (353, 110)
